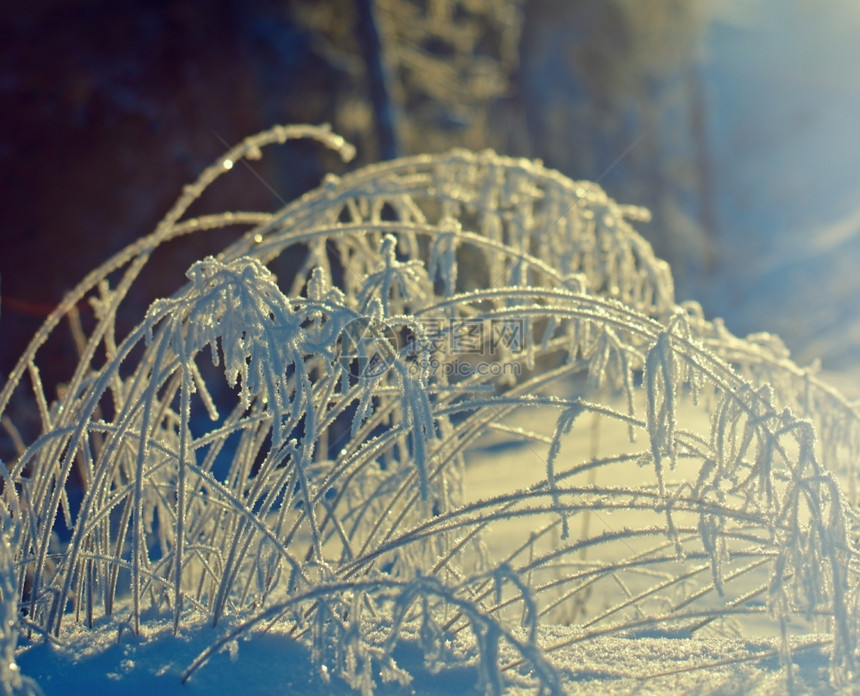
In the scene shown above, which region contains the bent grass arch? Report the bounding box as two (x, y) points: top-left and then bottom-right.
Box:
(1, 125), (858, 693)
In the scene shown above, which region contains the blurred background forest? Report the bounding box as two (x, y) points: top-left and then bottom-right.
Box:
(3, 0), (860, 393)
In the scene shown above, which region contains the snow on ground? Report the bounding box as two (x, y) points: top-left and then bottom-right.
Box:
(14, 610), (837, 695)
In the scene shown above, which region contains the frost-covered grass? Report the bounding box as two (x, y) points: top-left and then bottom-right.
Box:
(1, 124), (859, 694)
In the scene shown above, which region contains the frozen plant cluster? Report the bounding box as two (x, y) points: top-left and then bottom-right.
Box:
(1, 124), (859, 694)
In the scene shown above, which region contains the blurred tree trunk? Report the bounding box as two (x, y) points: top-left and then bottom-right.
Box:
(356, 0), (401, 160)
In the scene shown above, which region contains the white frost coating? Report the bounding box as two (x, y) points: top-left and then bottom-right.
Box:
(0, 485), (42, 696)
(1, 126), (859, 694)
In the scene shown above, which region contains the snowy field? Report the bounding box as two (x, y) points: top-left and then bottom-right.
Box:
(14, 611), (840, 695)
